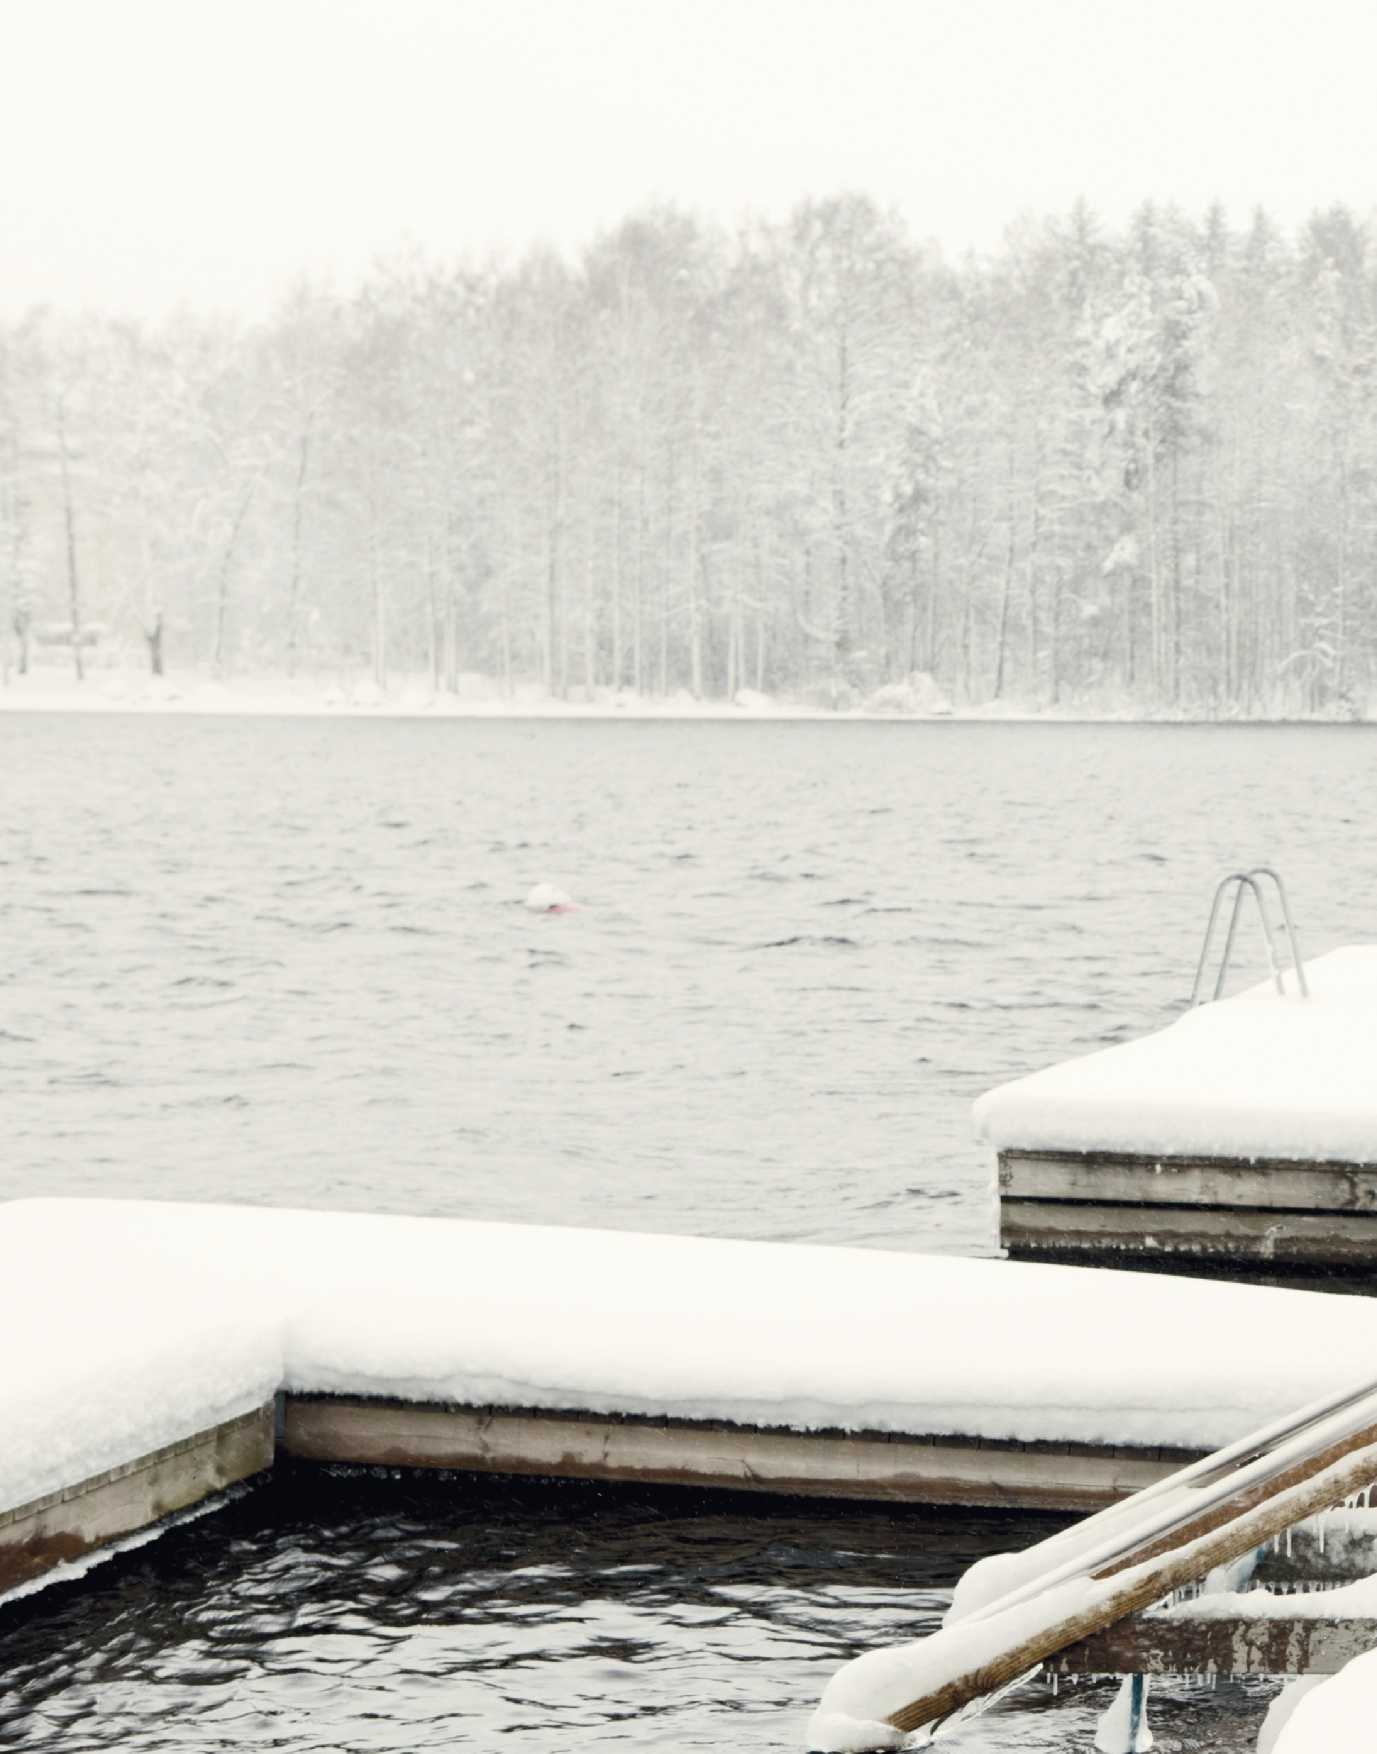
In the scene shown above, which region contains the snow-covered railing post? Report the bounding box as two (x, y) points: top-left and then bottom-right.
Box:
(1094, 1674), (1152, 1753)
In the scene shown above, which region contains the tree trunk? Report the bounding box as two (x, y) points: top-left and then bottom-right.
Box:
(444, 508), (460, 694)
(610, 466), (623, 690)
(582, 532), (596, 701)
(833, 323), (851, 671)
(426, 537), (442, 694)
(370, 517), (387, 694)
(754, 520), (768, 692)
(660, 454), (674, 696)
(213, 482), (255, 680)
(285, 422), (311, 677)
(446, 581), (460, 694)
(1170, 447), (1184, 705)
(928, 508), (945, 677)
(686, 468), (703, 699)
(144, 612), (165, 677)
(58, 407), (84, 682)
(1145, 441), (1161, 697)
(1334, 440), (1350, 703)
(992, 440), (1018, 699)
(633, 462), (645, 695)
(3, 490), (27, 684)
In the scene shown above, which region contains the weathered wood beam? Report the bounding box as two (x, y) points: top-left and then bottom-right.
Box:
(0, 1405), (275, 1597)
(1001, 1196), (1377, 1269)
(999, 1149), (1377, 1214)
(279, 1397), (1196, 1512)
(1051, 1611), (1377, 1675)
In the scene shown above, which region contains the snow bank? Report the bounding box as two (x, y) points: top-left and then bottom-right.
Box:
(0, 670), (815, 721)
(860, 673), (952, 717)
(1270, 1648), (1377, 1752)
(1258, 1678), (1327, 1754)
(10, 1198), (1377, 1523)
(975, 947), (1377, 1163)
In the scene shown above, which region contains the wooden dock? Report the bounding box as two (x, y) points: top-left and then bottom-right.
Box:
(8, 1195), (1377, 1625)
(0, 1405), (274, 1597)
(1, 1394), (1204, 1602)
(999, 1147), (1377, 1288)
(279, 1395), (1198, 1512)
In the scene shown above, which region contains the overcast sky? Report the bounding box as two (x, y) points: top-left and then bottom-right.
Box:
(5, 0), (1375, 320)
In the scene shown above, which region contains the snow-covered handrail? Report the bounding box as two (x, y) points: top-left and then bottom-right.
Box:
(809, 1369), (1377, 1750)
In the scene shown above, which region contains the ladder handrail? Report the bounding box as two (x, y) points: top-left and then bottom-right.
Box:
(1190, 867), (1309, 1005)
(953, 1361), (1377, 1598)
(1252, 865), (1310, 999)
(811, 1371), (1377, 1744)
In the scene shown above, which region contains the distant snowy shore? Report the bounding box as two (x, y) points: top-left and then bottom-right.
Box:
(0, 668), (1372, 724)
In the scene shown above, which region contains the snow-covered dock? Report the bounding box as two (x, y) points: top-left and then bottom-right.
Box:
(981, 946), (1377, 1284)
(12, 1198), (1377, 1600)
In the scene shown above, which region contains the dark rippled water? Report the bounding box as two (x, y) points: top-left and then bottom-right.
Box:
(0, 1473), (1278, 1752)
(4, 714), (1375, 1749)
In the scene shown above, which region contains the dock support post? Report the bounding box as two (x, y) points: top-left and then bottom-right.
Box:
(1094, 1674), (1153, 1753)
(1128, 1675), (1150, 1749)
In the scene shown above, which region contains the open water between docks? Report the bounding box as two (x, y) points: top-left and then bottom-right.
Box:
(0, 1472), (1280, 1752)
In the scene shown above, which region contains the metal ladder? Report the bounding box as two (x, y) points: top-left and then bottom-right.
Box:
(1190, 866), (1309, 1006)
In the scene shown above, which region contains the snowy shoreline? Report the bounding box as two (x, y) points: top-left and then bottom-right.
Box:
(1, 670), (1373, 725)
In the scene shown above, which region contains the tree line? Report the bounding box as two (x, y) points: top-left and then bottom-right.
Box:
(2, 193), (1375, 713)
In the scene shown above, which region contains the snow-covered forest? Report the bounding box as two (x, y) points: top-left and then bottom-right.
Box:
(3, 194), (1375, 714)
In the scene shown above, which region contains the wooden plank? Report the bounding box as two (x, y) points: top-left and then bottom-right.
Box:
(279, 1397), (1194, 1512)
(0, 1404), (274, 1597)
(1051, 1612), (1377, 1675)
(1000, 1149), (1377, 1214)
(1001, 1198), (1377, 1268)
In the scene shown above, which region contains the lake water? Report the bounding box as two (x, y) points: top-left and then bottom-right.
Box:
(3, 714), (1375, 1750)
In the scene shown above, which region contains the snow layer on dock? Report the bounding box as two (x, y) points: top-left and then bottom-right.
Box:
(0, 1203), (281, 1514)
(975, 946), (1377, 1163)
(11, 1197), (1377, 1518)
